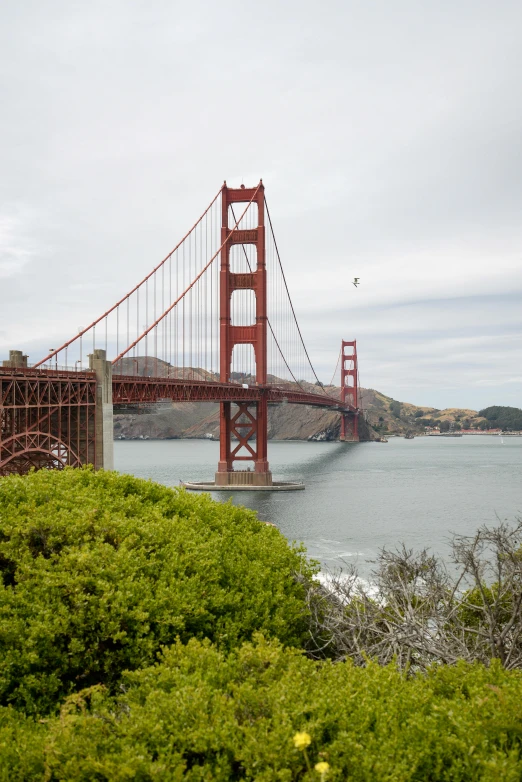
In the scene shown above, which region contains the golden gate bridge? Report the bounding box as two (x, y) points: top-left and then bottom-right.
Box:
(0, 181), (359, 488)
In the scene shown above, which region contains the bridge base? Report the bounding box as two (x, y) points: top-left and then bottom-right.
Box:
(182, 479), (305, 492)
(215, 469), (273, 487)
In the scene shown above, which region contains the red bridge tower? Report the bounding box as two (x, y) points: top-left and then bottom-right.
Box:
(215, 182), (272, 486)
(340, 339), (359, 442)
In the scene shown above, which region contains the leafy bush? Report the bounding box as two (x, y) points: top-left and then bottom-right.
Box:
(0, 707), (45, 781)
(0, 468), (315, 715)
(2, 636), (522, 780)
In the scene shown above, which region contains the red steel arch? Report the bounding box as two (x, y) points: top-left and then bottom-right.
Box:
(0, 431), (81, 475)
(0, 367), (97, 477)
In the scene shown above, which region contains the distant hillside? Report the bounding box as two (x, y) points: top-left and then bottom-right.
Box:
(114, 393), (375, 443)
(365, 394), (522, 436)
(362, 389), (483, 436)
(112, 360), (521, 441)
(479, 406), (522, 431)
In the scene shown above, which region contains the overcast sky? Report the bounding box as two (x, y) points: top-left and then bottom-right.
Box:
(1, 0), (521, 410)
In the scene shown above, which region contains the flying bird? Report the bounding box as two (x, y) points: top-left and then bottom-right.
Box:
(352, 278), (360, 287)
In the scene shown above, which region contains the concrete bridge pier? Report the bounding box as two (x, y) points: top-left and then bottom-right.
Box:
(88, 349), (114, 470)
(340, 412), (359, 442)
(2, 350), (28, 368)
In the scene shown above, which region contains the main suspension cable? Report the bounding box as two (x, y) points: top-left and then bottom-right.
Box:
(229, 204), (307, 392)
(264, 197), (328, 394)
(328, 345), (341, 389)
(34, 185), (224, 368)
(113, 184), (263, 364)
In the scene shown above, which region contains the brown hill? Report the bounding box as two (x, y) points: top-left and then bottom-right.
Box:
(360, 389), (487, 436)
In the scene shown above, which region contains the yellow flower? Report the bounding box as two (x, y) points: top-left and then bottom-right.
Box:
(315, 760), (330, 778)
(293, 731), (312, 750)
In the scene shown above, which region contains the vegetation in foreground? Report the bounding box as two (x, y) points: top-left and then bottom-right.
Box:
(0, 468), (313, 715)
(1, 468), (522, 780)
(3, 638), (522, 781)
(306, 521), (522, 671)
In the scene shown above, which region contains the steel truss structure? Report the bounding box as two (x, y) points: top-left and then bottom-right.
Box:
(112, 375), (352, 410)
(0, 368), (97, 476)
(1, 368), (353, 478)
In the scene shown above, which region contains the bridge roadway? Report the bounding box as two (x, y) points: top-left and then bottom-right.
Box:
(0, 366), (357, 476)
(0, 366), (354, 413)
(111, 375), (355, 414)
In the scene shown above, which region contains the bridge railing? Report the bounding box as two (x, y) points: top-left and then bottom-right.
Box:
(0, 365), (95, 378)
(27, 363), (89, 372)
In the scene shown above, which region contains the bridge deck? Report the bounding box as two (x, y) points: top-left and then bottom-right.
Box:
(1, 366), (355, 413)
(111, 375), (355, 413)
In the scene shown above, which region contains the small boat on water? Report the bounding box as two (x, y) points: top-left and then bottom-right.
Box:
(404, 432), (414, 439)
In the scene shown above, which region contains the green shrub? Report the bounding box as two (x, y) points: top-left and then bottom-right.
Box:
(0, 707), (46, 781)
(2, 636), (522, 780)
(0, 468), (315, 715)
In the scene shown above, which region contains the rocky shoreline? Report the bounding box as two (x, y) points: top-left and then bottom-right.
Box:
(114, 400), (376, 443)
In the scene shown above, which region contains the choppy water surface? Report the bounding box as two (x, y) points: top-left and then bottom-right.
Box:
(115, 436), (522, 575)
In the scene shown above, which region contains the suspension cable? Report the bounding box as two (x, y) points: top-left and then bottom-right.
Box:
(264, 197), (328, 394)
(328, 345), (341, 389)
(112, 184), (263, 364)
(34, 185), (224, 368)
(229, 204), (308, 392)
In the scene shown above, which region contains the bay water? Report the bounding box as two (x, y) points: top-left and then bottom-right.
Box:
(114, 436), (522, 577)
